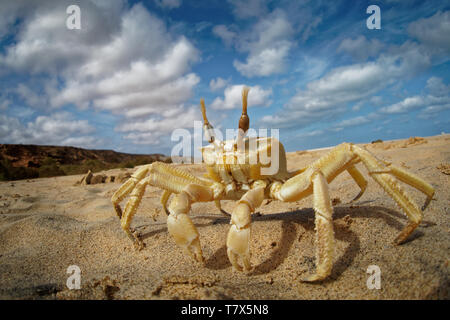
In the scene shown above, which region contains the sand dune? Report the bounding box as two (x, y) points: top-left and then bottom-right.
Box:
(0, 135), (448, 299)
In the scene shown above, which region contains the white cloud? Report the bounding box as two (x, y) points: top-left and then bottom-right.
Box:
(0, 2), (201, 148)
(337, 35), (384, 61)
(232, 9), (294, 77)
(294, 56), (328, 82)
(116, 106), (198, 132)
(408, 10), (450, 54)
(380, 96), (426, 114)
(260, 41), (432, 129)
(154, 0), (182, 9)
(234, 44), (291, 78)
(59, 5), (199, 118)
(301, 16), (322, 42)
(227, 0), (268, 19)
(116, 106), (200, 145)
(0, 1), (124, 75)
(295, 129), (324, 138)
(55, 60), (200, 117)
(380, 95), (450, 114)
(335, 115), (372, 128)
(352, 103), (362, 112)
(210, 84), (272, 110)
(378, 76), (450, 120)
(426, 77), (450, 96)
(419, 104), (450, 119)
(209, 77), (230, 91)
(16, 84), (50, 109)
(370, 96), (383, 105)
(0, 112), (98, 148)
(212, 25), (237, 47)
(0, 98), (11, 111)
(195, 21), (212, 33)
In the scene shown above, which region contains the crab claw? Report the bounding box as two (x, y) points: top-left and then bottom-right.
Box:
(167, 212), (204, 263)
(227, 224), (252, 271)
(226, 202), (253, 272)
(301, 272), (328, 282)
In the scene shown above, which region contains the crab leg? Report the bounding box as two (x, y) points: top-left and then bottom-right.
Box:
(271, 142), (434, 281)
(347, 165), (368, 202)
(119, 172), (188, 249)
(120, 175), (152, 249)
(283, 143), (433, 245)
(112, 162), (205, 217)
(111, 164), (153, 218)
(113, 162), (214, 250)
(271, 169), (335, 281)
(272, 167), (335, 281)
(352, 145), (431, 244)
(304, 171), (335, 282)
(215, 200), (231, 216)
(227, 185), (265, 272)
(381, 163), (434, 210)
(160, 190), (172, 215)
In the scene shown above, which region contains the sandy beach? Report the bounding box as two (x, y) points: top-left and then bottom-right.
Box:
(0, 135), (448, 300)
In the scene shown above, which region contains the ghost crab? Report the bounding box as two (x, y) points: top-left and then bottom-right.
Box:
(111, 87), (435, 282)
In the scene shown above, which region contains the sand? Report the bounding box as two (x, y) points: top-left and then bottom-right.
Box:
(0, 135), (448, 300)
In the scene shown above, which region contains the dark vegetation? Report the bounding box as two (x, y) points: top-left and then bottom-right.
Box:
(0, 144), (171, 181)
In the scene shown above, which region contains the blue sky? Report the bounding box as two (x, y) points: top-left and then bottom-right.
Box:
(0, 0), (449, 155)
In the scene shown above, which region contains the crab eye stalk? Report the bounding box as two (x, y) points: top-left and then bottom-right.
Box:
(200, 98), (215, 143)
(239, 87), (250, 134)
(200, 98), (209, 125)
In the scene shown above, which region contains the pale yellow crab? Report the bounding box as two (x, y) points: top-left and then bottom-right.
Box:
(111, 87), (435, 282)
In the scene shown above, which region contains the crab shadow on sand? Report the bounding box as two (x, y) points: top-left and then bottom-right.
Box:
(136, 203), (435, 283)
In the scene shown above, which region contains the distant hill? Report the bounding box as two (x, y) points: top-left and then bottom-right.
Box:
(0, 144), (171, 181)
(0, 144), (170, 168)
